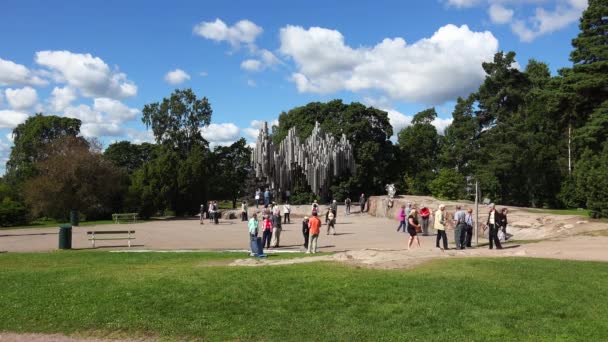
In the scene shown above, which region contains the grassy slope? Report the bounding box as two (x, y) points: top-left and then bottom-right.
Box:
(0, 252), (607, 341)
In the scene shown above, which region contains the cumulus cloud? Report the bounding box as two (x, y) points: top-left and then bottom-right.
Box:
(164, 68), (191, 84)
(93, 98), (139, 121)
(0, 110), (29, 129)
(35, 50), (137, 99)
(279, 24), (498, 104)
(61, 99), (139, 138)
(193, 18), (263, 48)
(5, 87), (38, 110)
(200, 122), (241, 146)
(241, 59), (262, 72)
(489, 4), (514, 24)
(48, 86), (77, 112)
(386, 109), (453, 136)
(0, 57), (47, 86)
(444, 0), (482, 8)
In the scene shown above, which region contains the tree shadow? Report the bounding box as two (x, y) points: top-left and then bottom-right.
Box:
(73, 244), (146, 250)
(332, 233), (354, 236)
(0, 232), (59, 237)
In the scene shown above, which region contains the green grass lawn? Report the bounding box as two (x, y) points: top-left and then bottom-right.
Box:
(0, 252), (607, 341)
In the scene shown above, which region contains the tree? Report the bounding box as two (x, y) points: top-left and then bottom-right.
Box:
(428, 169), (466, 200)
(209, 139), (252, 208)
(440, 96), (478, 174)
(397, 108), (440, 195)
(104, 141), (156, 173)
(142, 88), (212, 155)
(273, 100), (395, 199)
(23, 137), (126, 220)
(5, 114), (81, 185)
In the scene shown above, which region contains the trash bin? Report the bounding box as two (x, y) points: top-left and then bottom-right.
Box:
(59, 224), (72, 250)
(70, 210), (79, 227)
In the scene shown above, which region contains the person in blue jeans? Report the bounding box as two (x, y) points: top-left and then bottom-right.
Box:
(396, 205), (407, 232)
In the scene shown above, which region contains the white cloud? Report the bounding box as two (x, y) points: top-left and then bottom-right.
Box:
(279, 24), (498, 104)
(0, 57), (47, 86)
(193, 18), (263, 48)
(260, 49), (281, 66)
(0, 110), (29, 129)
(5, 87), (38, 110)
(6, 133), (13, 143)
(511, 0), (587, 42)
(164, 68), (191, 84)
(61, 99), (139, 138)
(93, 97), (139, 121)
(35, 50), (137, 99)
(385, 109), (452, 136)
(200, 123), (240, 144)
(81, 122), (125, 138)
(48, 86), (77, 112)
(445, 0), (482, 8)
(241, 59), (262, 72)
(489, 4), (514, 24)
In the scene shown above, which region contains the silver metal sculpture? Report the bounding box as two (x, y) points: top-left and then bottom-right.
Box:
(252, 121), (355, 198)
(385, 184), (396, 199)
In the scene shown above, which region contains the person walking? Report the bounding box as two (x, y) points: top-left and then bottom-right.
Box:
(199, 204), (205, 225)
(330, 199), (338, 221)
(396, 205), (407, 232)
(302, 216), (310, 249)
(359, 193), (366, 213)
(327, 210), (336, 235)
(271, 212), (282, 248)
(453, 205), (467, 250)
(407, 209), (422, 250)
(262, 215), (273, 249)
(283, 202), (291, 224)
(241, 201), (248, 221)
(307, 212), (321, 254)
(435, 204), (448, 250)
(404, 203), (412, 232)
(420, 207), (431, 236)
(487, 204), (503, 250)
(465, 208), (474, 248)
(499, 208), (509, 241)
(345, 197), (351, 215)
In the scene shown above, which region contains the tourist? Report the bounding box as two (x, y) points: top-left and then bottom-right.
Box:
(486, 204), (503, 250)
(330, 199), (338, 220)
(325, 206), (331, 224)
(345, 197), (351, 215)
(283, 202), (291, 224)
(396, 205), (407, 232)
(499, 208), (509, 241)
(213, 201), (219, 224)
(271, 211), (282, 248)
(262, 215), (273, 249)
(241, 201), (248, 221)
(307, 212), (322, 254)
(255, 188), (261, 209)
(465, 208), (474, 248)
(262, 204), (271, 219)
(311, 200), (319, 215)
(407, 209), (422, 250)
(435, 204), (448, 250)
(420, 207), (431, 236)
(248, 213), (259, 240)
(302, 216), (310, 249)
(285, 189), (291, 203)
(404, 202), (412, 232)
(264, 188), (270, 206)
(272, 202), (280, 217)
(360, 193), (366, 213)
(208, 201), (215, 224)
(327, 209), (336, 235)
(453, 205), (467, 250)
(199, 204), (205, 225)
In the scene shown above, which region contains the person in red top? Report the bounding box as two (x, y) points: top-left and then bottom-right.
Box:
(306, 212), (322, 254)
(262, 215), (273, 249)
(420, 207), (431, 236)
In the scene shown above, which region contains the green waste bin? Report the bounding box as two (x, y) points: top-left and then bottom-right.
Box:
(70, 210), (79, 227)
(59, 224), (72, 250)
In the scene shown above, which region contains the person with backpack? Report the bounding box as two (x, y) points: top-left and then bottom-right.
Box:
(453, 205), (467, 250)
(307, 212), (322, 254)
(435, 204), (448, 250)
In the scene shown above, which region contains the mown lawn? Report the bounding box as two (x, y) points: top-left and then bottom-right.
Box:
(0, 252), (607, 341)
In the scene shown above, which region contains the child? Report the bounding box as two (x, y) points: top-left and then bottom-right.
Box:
(262, 215), (273, 249)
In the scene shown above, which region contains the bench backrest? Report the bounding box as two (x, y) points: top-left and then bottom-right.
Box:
(87, 230), (135, 234)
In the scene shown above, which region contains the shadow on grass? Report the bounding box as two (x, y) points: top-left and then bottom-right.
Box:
(0, 232), (59, 237)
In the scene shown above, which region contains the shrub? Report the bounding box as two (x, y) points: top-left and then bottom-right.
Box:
(0, 198), (27, 227)
(429, 169), (466, 200)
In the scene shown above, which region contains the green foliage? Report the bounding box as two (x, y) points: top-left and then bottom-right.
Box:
(5, 114), (81, 185)
(208, 139), (252, 208)
(104, 141), (156, 173)
(573, 147), (608, 218)
(0, 197), (27, 226)
(428, 169), (466, 200)
(273, 100), (395, 199)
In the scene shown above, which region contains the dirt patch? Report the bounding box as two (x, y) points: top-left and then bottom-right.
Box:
(0, 332), (153, 342)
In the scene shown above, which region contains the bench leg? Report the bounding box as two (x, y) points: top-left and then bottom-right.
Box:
(128, 231), (131, 248)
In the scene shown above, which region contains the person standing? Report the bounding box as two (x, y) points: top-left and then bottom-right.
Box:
(487, 204), (503, 250)
(208, 201), (215, 224)
(465, 208), (474, 248)
(285, 189), (291, 203)
(248, 213), (259, 241)
(264, 188), (270, 207)
(307, 212), (321, 254)
(396, 205), (407, 232)
(262, 215), (273, 249)
(330, 199), (338, 221)
(453, 205), (467, 250)
(435, 204), (448, 250)
(345, 197), (351, 215)
(302, 216), (310, 249)
(420, 207), (431, 236)
(199, 204), (205, 225)
(213, 201), (219, 224)
(255, 189), (261, 209)
(404, 203), (412, 232)
(311, 200), (319, 215)
(271, 212), (282, 248)
(241, 201), (248, 221)
(283, 202), (291, 224)
(359, 193), (366, 213)
(407, 209), (422, 250)
(327, 210), (336, 235)
(499, 208), (508, 241)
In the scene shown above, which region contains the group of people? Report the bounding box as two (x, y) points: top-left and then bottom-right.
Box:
(397, 203), (508, 251)
(248, 201), (293, 249)
(199, 201), (220, 225)
(254, 188), (292, 208)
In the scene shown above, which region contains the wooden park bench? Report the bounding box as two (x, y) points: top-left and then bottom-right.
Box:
(112, 213), (138, 224)
(87, 230), (135, 248)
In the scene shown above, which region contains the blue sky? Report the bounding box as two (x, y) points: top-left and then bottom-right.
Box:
(0, 0), (587, 174)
